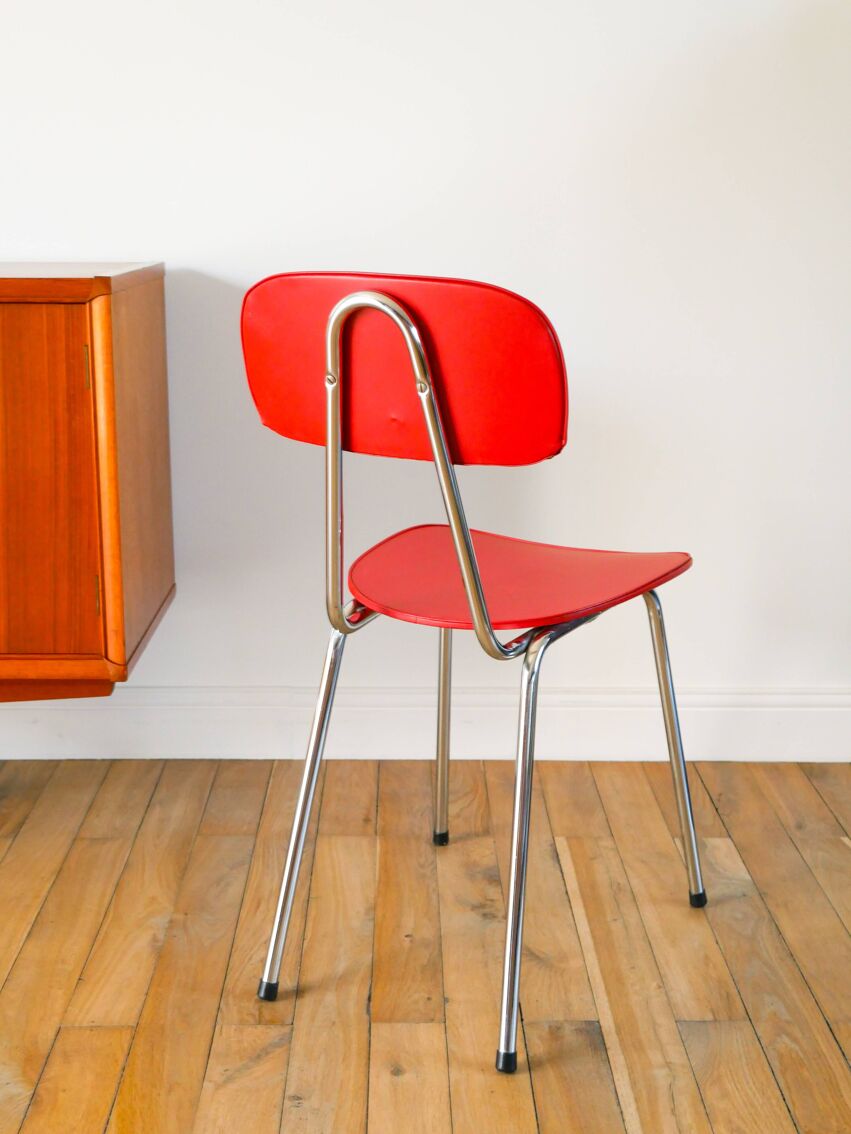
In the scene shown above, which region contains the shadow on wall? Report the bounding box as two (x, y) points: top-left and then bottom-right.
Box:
(131, 268), (327, 688)
(163, 268), (325, 578)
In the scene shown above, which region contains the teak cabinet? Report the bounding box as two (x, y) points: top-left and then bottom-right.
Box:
(0, 263), (175, 701)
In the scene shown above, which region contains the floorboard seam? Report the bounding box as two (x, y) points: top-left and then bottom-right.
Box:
(101, 762), (218, 1133)
(192, 761), (276, 1131)
(20, 759), (162, 1134)
(63, 762), (167, 1025)
(799, 764), (851, 838)
(692, 763), (836, 1129)
(0, 760), (111, 1000)
(277, 763), (329, 1134)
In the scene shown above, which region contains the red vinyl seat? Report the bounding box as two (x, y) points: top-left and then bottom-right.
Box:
(350, 524), (691, 630)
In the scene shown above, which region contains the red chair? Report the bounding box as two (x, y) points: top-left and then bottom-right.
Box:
(241, 272), (706, 1074)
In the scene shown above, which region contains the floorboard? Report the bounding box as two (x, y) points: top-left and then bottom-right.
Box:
(696, 835), (851, 1133)
(592, 762), (743, 1022)
(0, 837), (135, 1134)
(800, 763), (851, 833)
(19, 1026), (132, 1134)
(0, 761), (108, 989)
(368, 1022), (452, 1134)
(557, 835), (711, 1133)
(751, 763), (851, 930)
(680, 1020), (797, 1134)
(0, 759), (847, 1133)
(191, 1023), (291, 1134)
(0, 761), (57, 842)
(65, 760), (216, 1027)
(699, 762), (851, 1059)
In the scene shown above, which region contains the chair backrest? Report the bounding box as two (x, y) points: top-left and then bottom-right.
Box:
(241, 271), (567, 466)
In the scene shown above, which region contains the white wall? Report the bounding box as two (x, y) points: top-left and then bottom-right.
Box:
(2, 0), (849, 758)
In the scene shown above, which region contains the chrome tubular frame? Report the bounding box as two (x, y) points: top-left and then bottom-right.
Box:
(495, 616), (596, 1073)
(434, 628), (452, 844)
(259, 288), (706, 1078)
(644, 590), (705, 903)
(324, 291), (534, 660)
(258, 627), (347, 999)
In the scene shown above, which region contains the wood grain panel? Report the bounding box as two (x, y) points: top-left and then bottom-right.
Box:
(593, 762), (743, 1021)
(19, 1026), (132, 1134)
(199, 759), (272, 836)
(524, 1021), (626, 1134)
(191, 1024), (291, 1134)
(801, 763), (851, 832)
(77, 759), (162, 838)
(107, 835), (254, 1134)
(680, 1020), (797, 1134)
(319, 758), (378, 834)
(368, 1023), (452, 1134)
(752, 762), (846, 838)
(0, 760), (56, 837)
(0, 678), (114, 700)
(98, 276), (175, 664)
(446, 759), (490, 839)
(0, 656), (120, 680)
(792, 836), (851, 931)
(0, 836), (134, 1134)
(0, 303), (102, 655)
(0, 760), (107, 987)
(281, 836), (376, 1133)
(377, 759), (434, 837)
(557, 836), (711, 1133)
(699, 762), (851, 1055)
(373, 835), (444, 1023)
(65, 760), (215, 1026)
(752, 762), (851, 929)
(373, 758), (443, 1022)
(286, 836), (376, 1029)
(697, 836), (851, 1133)
(281, 1024), (367, 1134)
(539, 760), (611, 837)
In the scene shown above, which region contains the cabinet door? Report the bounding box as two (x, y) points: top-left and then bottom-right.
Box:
(0, 303), (104, 654)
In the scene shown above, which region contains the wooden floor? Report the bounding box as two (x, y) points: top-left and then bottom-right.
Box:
(0, 760), (848, 1133)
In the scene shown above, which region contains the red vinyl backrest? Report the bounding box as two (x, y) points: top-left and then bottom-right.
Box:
(241, 272), (568, 466)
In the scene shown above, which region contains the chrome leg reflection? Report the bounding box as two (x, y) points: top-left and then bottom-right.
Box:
(258, 628), (346, 1000)
(496, 616), (594, 1072)
(434, 628), (452, 845)
(643, 590), (706, 906)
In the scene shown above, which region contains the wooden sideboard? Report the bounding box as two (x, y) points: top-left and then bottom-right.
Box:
(0, 263), (175, 701)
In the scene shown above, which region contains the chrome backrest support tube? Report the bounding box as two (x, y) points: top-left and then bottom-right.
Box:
(324, 290), (531, 657)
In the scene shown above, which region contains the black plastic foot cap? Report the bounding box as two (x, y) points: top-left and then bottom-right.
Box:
(433, 830), (449, 846)
(496, 1050), (517, 1074)
(257, 979), (279, 1002)
(690, 891), (708, 908)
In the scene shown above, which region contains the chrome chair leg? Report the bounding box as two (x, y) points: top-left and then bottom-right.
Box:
(643, 590), (706, 907)
(434, 628), (452, 845)
(257, 628), (347, 1001)
(496, 628), (554, 1074)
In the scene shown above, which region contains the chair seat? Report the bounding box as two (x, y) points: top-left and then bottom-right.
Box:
(349, 524), (692, 630)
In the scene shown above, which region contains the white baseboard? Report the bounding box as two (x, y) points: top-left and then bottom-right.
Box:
(0, 685), (848, 760)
